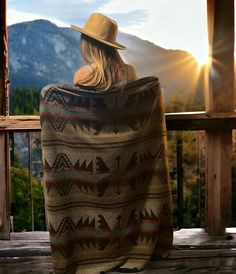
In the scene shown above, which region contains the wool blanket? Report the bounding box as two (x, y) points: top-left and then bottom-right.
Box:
(40, 77), (173, 274)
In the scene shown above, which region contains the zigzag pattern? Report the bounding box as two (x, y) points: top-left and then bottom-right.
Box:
(41, 84), (163, 137)
(40, 79), (173, 273)
(44, 87), (157, 110)
(45, 178), (108, 197)
(52, 181), (74, 196)
(47, 116), (68, 132)
(50, 208), (161, 256)
(52, 153), (73, 169)
(44, 87), (69, 106)
(42, 114), (154, 134)
(157, 171), (169, 185)
(44, 145), (167, 196)
(45, 147), (166, 173)
(155, 144), (166, 159)
(50, 216), (95, 235)
(45, 175), (153, 197)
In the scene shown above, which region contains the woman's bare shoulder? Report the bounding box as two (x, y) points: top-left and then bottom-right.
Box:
(73, 65), (94, 84)
(126, 64), (138, 81)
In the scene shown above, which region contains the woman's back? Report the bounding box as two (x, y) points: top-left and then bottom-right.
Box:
(71, 12), (137, 91)
(41, 12), (172, 274)
(74, 62), (137, 89)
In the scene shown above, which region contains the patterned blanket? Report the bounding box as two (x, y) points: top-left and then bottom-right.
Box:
(40, 77), (173, 274)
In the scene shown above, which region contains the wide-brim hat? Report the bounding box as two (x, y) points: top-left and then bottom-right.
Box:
(71, 13), (126, 50)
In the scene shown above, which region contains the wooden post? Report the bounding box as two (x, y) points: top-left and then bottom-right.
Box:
(176, 132), (184, 229)
(205, 0), (234, 235)
(0, 133), (10, 239)
(0, 0), (10, 239)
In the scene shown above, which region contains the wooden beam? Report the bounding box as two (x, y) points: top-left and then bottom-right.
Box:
(206, 1), (235, 111)
(0, 133), (10, 239)
(166, 111), (236, 131)
(0, 0), (10, 239)
(205, 131), (232, 235)
(206, 0), (234, 235)
(0, 0), (5, 115)
(0, 115), (41, 131)
(0, 0), (8, 116)
(1, 112), (236, 132)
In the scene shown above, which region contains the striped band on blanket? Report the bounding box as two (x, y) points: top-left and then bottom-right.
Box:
(40, 77), (173, 274)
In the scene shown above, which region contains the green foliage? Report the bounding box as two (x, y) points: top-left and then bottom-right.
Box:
(166, 91), (205, 228)
(11, 151), (23, 168)
(167, 131), (205, 228)
(10, 86), (40, 115)
(165, 90), (185, 113)
(165, 89), (204, 113)
(11, 167), (46, 231)
(9, 86), (235, 230)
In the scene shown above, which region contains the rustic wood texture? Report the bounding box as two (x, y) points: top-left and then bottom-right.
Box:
(0, 133), (10, 240)
(0, 112), (236, 132)
(0, 0), (8, 116)
(166, 111), (236, 131)
(205, 0), (234, 235)
(205, 131), (232, 235)
(206, 0), (235, 112)
(0, 0), (10, 240)
(0, 115), (41, 131)
(176, 132), (184, 229)
(0, 230), (236, 273)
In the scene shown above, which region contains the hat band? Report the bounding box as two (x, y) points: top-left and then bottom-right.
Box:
(83, 27), (116, 44)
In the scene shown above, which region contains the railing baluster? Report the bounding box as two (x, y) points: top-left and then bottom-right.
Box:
(176, 131), (184, 229)
(27, 132), (34, 231)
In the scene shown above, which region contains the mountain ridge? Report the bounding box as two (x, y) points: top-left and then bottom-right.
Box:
(8, 19), (202, 103)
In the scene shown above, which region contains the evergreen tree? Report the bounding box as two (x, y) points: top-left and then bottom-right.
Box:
(10, 86), (40, 115)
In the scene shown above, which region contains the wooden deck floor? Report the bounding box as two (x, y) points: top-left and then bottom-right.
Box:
(0, 228), (236, 274)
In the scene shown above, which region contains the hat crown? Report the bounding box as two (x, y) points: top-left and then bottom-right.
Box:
(70, 13), (125, 49)
(83, 13), (117, 43)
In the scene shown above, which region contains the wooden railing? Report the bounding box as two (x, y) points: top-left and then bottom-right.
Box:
(4, 112), (236, 231)
(0, 0), (235, 239)
(0, 111), (236, 131)
(1, 113), (236, 238)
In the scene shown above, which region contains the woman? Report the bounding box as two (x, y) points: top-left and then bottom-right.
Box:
(39, 13), (172, 274)
(71, 13), (137, 91)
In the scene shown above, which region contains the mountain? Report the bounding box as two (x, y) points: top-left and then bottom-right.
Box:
(8, 19), (202, 104)
(8, 20), (83, 88)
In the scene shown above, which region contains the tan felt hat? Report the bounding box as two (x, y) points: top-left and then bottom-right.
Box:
(71, 13), (126, 50)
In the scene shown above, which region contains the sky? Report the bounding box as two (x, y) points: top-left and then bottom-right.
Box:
(7, 0), (209, 64)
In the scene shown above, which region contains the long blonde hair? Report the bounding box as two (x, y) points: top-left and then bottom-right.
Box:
(79, 34), (125, 91)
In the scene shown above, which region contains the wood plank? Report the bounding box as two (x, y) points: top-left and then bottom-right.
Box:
(0, 133), (10, 239)
(205, 131), (232, 235)
(0, 230), (236, 273)
(0, 230), (235, 255)
(10, 231), (49, 241)
(2, 245), (236, 260)
(0, 253), (236, 274)
(206, 1), (235, 111)
(0, 257), (53, 274)
(205, 0), (234, 235)
(0, 112), (236, 132)
(0, 115), (41, 131)
(0, 0), (10, 240)
(166, 111), (236, 130)
(0, 0), (7, 116)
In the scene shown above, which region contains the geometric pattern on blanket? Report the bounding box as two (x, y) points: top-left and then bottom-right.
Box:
(40, 77), (173, 274)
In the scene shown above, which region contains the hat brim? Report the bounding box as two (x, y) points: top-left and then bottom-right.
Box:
(70, 24), (126, 50)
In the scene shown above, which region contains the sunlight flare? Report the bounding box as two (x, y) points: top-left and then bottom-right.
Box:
(193, 49), (209, 66)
